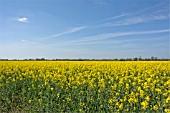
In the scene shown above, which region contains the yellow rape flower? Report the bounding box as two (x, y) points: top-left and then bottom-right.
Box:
(145, 96), (150, 101)
(50, 87), (54, 91)
(165, 109), (170, 113)
(153, 105), (158, 110)
(141, 101), (148, 109)
(28, 100), (32, 104)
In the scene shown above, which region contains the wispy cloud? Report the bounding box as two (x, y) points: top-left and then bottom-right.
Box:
(97, 13), (129, 23)
(48, 26), (87, 39)
(63, 29), (170, 46)
(91, 13), (129, 29)
(17, 17), (29, 22)
(21, 39), (26, 42)
(105, 14), (169, 27)
(100, 2), (169, 27)
(22, 26), (88, 43)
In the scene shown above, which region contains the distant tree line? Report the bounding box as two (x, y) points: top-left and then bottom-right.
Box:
(0, 56), (169, 61)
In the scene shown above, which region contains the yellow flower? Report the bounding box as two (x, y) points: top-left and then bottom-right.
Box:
(1, 61), (169, 112)
(124, 96), (127, 101)
(116, 102), (119, 106)
(119, 103), (123, 110)
(134, 98), (138, 103)
(145, 96), (150, 101)
(165, 96), (170, 103)
(111, 84), (117, 90)
(79, 109), (82, 112)
(128, 98), (134, 104)
(28, 100), (32, 104)
(126, 83), (129, 89)
(140, 90), (145, 98)
(138, 86), (141, 91)
(116, 92), (119, 96)
(66, 97), (71, 102)
(79, 101), (85, 106)
(165, 109), (170, 113)
(133, 107), (136, 110)
(119, 99), (123, 102)
(56, 93), (60, 97)
(141, 101), (148, 109)
(38, 92), (42, 95)
(155, 88), (162, 94)
(153, 105), (158, 110)
(50, 87), (54, 91)
(108, 99), (113, 104)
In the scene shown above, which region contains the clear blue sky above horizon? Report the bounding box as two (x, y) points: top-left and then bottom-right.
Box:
(0, 0), (170, 59)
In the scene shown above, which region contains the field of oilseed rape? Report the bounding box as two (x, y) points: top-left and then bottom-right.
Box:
(0, 61), (170, 112)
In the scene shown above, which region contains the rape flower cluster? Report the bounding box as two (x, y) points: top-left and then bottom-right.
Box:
(0, 61), (169, 112)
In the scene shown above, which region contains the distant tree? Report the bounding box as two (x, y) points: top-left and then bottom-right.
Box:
(120, 58), (125, 61)
(41, 58), (45, 60)
(133, 57), (138, 61)
(139, 56), (142, 61)
(151, 56), (155, 60)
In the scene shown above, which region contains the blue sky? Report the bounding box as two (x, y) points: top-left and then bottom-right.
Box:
(0, 0), (169, 59)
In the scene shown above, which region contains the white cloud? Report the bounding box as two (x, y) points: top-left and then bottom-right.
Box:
(98, 13), (129, 23)
(106, 14), (169, 27)
(100, 2), (169, 27)
(17, 17), (29, 22)
(21, 26), (88, 45)
(45, 26), (88, 39)
(63, 29), (170, 45)
(21, 39), (26, 42)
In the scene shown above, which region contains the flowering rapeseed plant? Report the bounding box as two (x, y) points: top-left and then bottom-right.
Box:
(0, 61), (169, 112)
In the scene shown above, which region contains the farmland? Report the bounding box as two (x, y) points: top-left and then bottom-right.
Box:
(0, 61), (170, 112)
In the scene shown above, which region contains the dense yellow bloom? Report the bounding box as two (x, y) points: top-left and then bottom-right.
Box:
(0, 61), (169, 112)
(140, 90), (145, 98)
(119, 103), (123, 110)
(165, 109), (170, 113)
(108, 99), (113, 104)
(153, 105), (158, 110)
(145, 96), (150, 101)
(128, 98), (134, 104)
(165, 96), (170, 103)
(141, 101), (148, 109)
